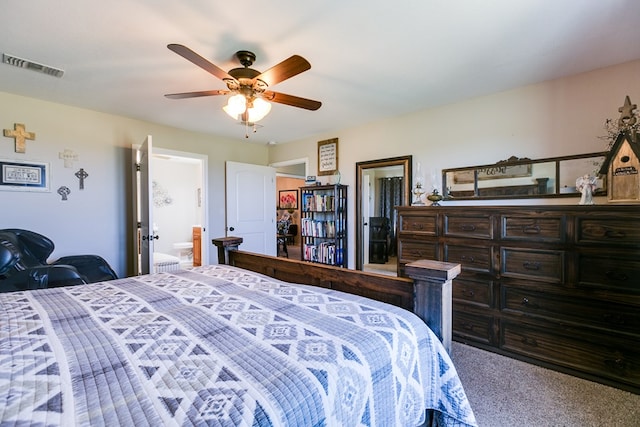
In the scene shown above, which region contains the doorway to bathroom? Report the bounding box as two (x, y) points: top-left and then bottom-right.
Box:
(152, 147), (208, 270)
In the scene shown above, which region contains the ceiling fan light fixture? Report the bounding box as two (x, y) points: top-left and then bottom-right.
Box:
(166, 44), (320, 134)
(247, 98), (271, 123)
(223, 93), (247, 119)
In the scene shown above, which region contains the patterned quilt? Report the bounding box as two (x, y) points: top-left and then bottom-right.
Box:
(0, 265), (477, 426)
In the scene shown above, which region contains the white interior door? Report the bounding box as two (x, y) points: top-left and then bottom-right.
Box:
(226, 161), (276, 256)
(134, 135), (155, 274)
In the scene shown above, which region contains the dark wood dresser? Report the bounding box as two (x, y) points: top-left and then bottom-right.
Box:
(396, 205), (640, 393)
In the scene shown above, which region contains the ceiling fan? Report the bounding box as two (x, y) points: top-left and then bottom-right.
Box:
(165, 44), (322, 125)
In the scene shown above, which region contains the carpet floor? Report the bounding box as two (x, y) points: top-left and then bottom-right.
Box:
(451, 341), (640, 426)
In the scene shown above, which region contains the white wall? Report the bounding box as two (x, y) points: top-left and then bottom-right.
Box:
(268, 59), (640, 268)
(0, 92), (268, 277)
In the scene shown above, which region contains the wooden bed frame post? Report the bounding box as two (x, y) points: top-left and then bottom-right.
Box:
(404, 259), (461, 353)
(212, 236), (244, 265)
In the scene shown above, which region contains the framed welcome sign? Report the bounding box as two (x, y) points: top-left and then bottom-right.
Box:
(0, 159), (50, 192)
(318, 138), (338, 176)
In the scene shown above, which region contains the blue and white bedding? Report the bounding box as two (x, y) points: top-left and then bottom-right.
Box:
(0, 265), (476, 426)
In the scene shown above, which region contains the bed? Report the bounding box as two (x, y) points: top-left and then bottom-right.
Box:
(1, 262), (476, 426)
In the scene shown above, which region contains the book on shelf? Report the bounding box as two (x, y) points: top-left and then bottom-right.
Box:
(300, 218), (336, 238)
(303, 242), (337, 264)
(302, 193), (335, 212)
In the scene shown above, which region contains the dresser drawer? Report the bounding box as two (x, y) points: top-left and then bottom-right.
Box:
(501, 320), (640, 388)
(443, 214), (493, 239)
(501, 215), (565, 242)
(453, 276), (494, 308)
(502, 285), (640, 334)
(500, 247), (564, 283)
(445, 244), (493, 274)
(576, 217), (640, 246)
(398, 239), (438, 263)
(453, 310), (493, 344)
(398, 213), (437, 235)
(577, 252), (640, 294)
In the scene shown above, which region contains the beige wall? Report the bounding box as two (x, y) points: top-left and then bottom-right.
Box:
(0, 92), (267, 276)
(268, 59), (640, 267)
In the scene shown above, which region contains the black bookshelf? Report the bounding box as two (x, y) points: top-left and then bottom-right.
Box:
(299, 184), (347, 267)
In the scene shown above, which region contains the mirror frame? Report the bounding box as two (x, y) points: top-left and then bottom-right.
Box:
(355, 155), (412, 271)
(442, 151), (608, 200)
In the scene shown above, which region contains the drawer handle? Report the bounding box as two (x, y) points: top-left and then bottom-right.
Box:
(462, 289), (475, 298)
(604, 229), (626, 239)
(461, 255), (475, 263)
(523, 224), (541, 234)
(522, 261), (541, 271)
(461, 224), (476, 232)
(411, 222), (424, 230)
(521, 297), (540, 309)
(461, 322), (474, 331)
(605, 270), (629, 281)
(521, 337), (538, 347)
(604, 358), (626, 372)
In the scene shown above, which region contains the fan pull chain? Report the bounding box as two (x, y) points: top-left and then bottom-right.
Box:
(244, 121), (258, 139)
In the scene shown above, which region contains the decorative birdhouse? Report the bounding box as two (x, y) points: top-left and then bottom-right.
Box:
(598, 96), (640, 203)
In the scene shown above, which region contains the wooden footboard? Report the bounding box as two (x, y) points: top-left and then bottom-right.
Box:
(213, 237), (460, 352)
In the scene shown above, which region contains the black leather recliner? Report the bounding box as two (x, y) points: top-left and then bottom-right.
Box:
(0, 228), (118, 293)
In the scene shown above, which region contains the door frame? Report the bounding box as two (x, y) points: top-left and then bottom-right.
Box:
(154, 147), (209, 267)
(269, 157), (309, 178)
(355, 156), (412, 271)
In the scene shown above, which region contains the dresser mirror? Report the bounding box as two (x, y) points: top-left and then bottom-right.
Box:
(442, 151), (608, 200)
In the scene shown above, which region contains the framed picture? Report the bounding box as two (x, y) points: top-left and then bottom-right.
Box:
(453, 163), (532, 184)
(278, 189), (298, 210)
(318, 138), (338, 176)
(0, 159), (50, 192)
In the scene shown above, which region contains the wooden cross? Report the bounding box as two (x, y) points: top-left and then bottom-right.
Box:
(75, 168), (89, 190)
(59, 149), (79, 168)
(3, 123), (36, 153)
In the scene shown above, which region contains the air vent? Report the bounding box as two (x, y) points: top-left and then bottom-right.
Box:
(2, 53), (64, 78)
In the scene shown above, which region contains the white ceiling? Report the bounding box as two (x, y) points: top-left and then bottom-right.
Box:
(2, 1), (640, 145)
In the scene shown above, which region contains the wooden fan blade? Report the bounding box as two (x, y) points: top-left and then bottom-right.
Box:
(254, 55), (311, 87)
(167, 44), (235, 82)
(263, 91), (322, 110)
(165, 90), (229, 99)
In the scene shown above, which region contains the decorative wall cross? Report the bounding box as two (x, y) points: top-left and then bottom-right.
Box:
(59, 149), (79, 168)
(57, 186), (71, 201)
(75, 168), (88, 190)
(3, 123), (36, 153)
